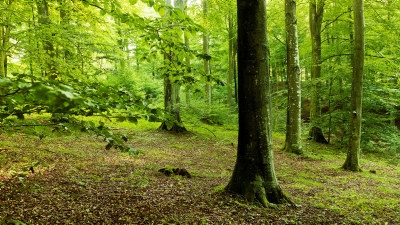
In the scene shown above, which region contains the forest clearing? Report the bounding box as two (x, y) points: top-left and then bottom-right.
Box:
(1, 120), (399, 224)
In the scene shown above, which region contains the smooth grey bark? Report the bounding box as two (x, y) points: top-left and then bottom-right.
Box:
(284, 0), (302, 154)
(343, 0), (365, 172)
(226, 0), (291, 206)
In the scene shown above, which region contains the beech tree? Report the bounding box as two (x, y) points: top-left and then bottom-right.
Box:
(343, 0), (365, 171)
(284, 0), (302, 154)
(226, 0), (291, 206)
(308, 0), (324, 135)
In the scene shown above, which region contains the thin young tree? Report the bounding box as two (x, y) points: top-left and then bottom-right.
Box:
(226, 0), (291, 206)
(284, 0), (302, 154)
(158, 0), (186, 132)
(343, 0), (365, 172)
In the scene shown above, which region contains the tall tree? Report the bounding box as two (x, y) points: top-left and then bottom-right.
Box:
(226, 0), (291, 206)
(309, 0), (324, 126)
(36, 0), (57, 79)
(0, 0), (13, 77)
(202, 0), (212, 106)
(227, 10), (236, 109)
(158, 0), (186, 132)
(284, 0), (302, 154)
(343, 0), (364, 172)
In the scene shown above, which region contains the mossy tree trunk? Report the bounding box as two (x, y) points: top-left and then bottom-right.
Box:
(343, 0), (364, 172)
(226, 0), (291, 207)
(283, 0), (302, 155)
(309, 0), (324, 127)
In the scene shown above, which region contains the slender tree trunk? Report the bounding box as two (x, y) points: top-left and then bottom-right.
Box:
(202, 0), (211, 106)
(159, 0), (186, 132)
(284, 0), (302, 154)
(343, 0), (364, 172)
(184, 34), (190, 105)
(0, 0), (13, 77)
(58, 0), (73, 76)
(0, 24), (6, 77)
(183, 0), (191, 106)
(233, 38), (238, 105)
(36, 0), (57, 79)
(309, 0), (324, 125)
(227, 12), (234, 109)
(226, 0), (291, 207)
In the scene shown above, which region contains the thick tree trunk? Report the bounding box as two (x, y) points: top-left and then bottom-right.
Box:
(226, 0), (291, 206)
(343, 0), (364, 172)
(284, 0), (302, 154)
(309, 0), (324, 125)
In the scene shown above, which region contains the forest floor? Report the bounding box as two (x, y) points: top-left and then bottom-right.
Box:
(0, 119), (399, 224)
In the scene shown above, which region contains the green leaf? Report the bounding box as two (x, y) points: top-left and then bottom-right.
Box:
(129, 0), (138, 5)
(158, 6), (166, 17)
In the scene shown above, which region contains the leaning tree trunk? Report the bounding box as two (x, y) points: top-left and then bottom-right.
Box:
(226, 0), (291, 207)
(343, 0), (364, 172)
(284, 0), (302, 154)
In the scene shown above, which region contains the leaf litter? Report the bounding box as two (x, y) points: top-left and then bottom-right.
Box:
(0, 129), (399, 224)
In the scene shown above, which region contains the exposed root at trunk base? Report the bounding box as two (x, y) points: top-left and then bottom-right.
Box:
(229, 175), (295, 208)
